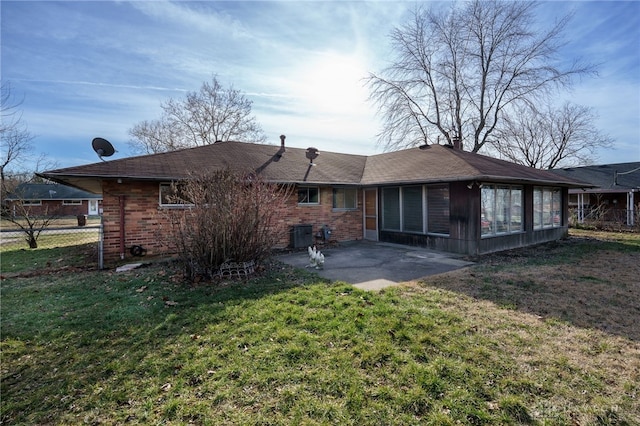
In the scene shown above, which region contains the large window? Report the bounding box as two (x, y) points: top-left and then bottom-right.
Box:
(481, 185), (523, 236)
(534, 187), (562, 229)
(298, 186), (319, 205)
(381, 184), (449, 235)
(332, 187), (357, 210)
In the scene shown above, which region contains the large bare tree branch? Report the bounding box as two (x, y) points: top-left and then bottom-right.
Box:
(367, 0), (596, 155)
(490, 102), (613, 169)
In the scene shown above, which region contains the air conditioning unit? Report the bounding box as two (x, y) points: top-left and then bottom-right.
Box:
(290, 224), (313, 248)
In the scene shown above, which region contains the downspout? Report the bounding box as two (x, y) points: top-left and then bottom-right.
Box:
(119, 195), (125, 260)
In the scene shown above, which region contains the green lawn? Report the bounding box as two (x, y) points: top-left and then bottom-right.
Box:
(1, 232), (639, 425)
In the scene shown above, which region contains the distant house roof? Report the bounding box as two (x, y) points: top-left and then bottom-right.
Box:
(39, 141), (588, 193)
(5, 183), (102, 201)
(551, 162), (640, 193)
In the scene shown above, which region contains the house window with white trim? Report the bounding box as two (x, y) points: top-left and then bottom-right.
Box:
(62, 200), (82, 205)
(534, 187), (561, 229)
(332, 187), (357, 210)
(21, 200), (42, 206)
(298, 186), (319, 205)
(481, 185), (523, 236)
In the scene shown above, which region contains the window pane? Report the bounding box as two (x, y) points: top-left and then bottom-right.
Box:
(511, 188), (523, 231)
(298, 187), (319, 204)
(496, 187), (510, 233)
(345, 188), (357, 209)
(481, 186), (495, 236)
(332, 189), (344, 208)
(160, 183), (178, 205)
(403, 186), (423, 232)
(382, 187), (400, 230)
(543, 188), (553, 226)
(427, 184), (449, 234)
(552, 189), (561, 227)
(534, 188), (543, 229)
(332, 188), (357, 209)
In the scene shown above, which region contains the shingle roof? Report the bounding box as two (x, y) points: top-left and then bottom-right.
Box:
(361, 144), (585, 186)
(39, 141), (588, 193)
(550, 162), (640, 193)
(5, 183), (102, 201)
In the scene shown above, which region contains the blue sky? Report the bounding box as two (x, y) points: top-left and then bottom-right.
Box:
(1, 1), (639, 170)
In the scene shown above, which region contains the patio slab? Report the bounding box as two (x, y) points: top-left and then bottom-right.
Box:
(276, 240), (474, 290)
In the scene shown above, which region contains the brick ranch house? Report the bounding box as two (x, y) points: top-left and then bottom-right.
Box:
(4, 183), (102, 219)
(39, 139), (588, 266)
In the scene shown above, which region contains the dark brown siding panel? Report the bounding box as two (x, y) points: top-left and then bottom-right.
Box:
(449, 181), (479, 251)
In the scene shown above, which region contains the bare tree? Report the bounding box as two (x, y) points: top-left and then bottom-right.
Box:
(3, 183), (61, 249)
(128, 77), (267, 154)
(491, 102), (613, 169)
(367, 1), (594, 153)
(1, 83), (35, 194)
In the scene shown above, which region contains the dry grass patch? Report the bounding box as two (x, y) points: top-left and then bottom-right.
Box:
(417, 229), (640, 341)
(412, 229), (640, 423)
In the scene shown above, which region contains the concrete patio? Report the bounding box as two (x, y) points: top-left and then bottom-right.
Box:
(276, 240), (474, 290)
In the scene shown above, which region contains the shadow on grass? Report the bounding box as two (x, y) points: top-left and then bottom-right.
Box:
(418, 236), (640, 342)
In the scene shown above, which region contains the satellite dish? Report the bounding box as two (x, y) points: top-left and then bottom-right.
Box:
(305, 147), (319, 165)
(92, 137), (115, 161)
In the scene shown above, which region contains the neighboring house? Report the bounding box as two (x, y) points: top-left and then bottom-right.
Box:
(39, 139), (588, 265)
(4, 183), (102, 218)
(551, 162), (640, 227)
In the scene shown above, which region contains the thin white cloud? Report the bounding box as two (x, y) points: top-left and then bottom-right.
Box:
(1, 0), (637, 170)
(12, 78), (187, 93)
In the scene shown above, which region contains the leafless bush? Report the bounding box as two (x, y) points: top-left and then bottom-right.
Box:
(160, 169), (291, 281)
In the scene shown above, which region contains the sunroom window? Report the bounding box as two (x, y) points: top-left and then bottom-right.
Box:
(381, 184), (449, 235)
(534, 187), (562, 229)
(481, 185), (523, 236)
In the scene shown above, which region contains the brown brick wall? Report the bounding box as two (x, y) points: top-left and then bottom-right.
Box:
(272, 186), (363, 247)
(100, 181), (364, 265)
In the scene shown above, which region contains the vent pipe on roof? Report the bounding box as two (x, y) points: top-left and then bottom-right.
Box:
(451, 135), (462, 150)
(280, 134), (286, 151)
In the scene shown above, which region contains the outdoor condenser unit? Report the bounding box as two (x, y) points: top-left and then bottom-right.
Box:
(290, 224), (313, 248)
